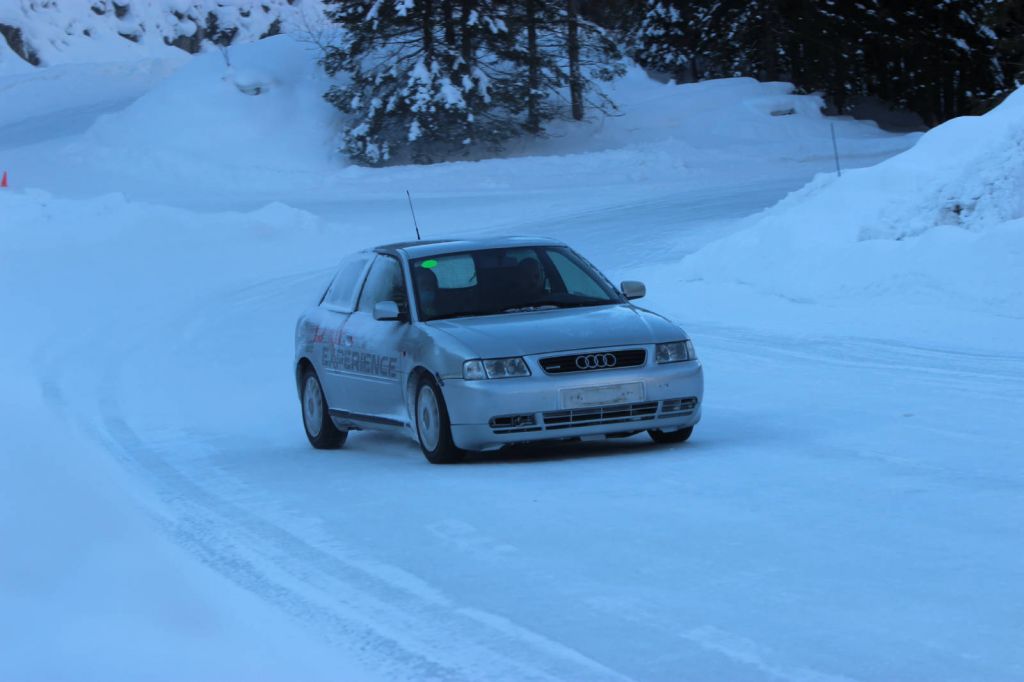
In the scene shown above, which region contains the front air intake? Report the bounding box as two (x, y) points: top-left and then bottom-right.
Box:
(489, 398), (698, 436)
(542, 401), (659, 429)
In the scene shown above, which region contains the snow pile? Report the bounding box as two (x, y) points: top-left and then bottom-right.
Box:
(0, 399), (346, 682)
(0, 188), (374, 680)
(0, 0), (311, 69)
(680, 88), (1024, 315)
(0, 58), (183, 139)
(72, 35), (340, 177)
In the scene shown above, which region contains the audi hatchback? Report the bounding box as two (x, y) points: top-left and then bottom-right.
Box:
(295, 237), (703, 463)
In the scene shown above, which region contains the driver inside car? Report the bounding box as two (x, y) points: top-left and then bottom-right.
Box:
(514, 257), (547, 300)
(413, 265), (440, 318)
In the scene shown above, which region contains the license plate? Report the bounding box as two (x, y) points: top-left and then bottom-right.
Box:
(560, 382), (645, 409)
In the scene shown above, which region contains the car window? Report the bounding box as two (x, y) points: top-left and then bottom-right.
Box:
(357, 255), (406, 314)
(547, 250), (607, 299)
(323, 252), (371, 311)
(410, 246), (620, 321)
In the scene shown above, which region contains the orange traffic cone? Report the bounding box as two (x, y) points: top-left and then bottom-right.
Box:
(0, 171), (7, 188)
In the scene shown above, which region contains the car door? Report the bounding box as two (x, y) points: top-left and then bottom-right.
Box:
(315, 251), (373, 409)
(333, 254), (413, 426)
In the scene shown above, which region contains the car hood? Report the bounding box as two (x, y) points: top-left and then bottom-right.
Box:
(425, 304), (684, 357)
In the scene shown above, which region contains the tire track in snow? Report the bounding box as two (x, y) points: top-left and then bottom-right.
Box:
(687, 322), (1024, 491)
(39, 268), (634, 682)
(678, 626), (859, 682)
(690, 323), (1024, 388)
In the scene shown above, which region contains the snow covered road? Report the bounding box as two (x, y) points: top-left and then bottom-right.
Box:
(18, 187), (1022, 680)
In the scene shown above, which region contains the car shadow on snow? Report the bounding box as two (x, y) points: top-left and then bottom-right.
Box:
(311, 409), (781, 465)
(335, 429), (704, 465)
(462, 435), (705, 465)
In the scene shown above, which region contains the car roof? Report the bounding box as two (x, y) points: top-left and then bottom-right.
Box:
(374, 236), (566, 259)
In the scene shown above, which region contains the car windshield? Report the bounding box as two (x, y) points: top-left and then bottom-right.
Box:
(410, 246), (624, 321)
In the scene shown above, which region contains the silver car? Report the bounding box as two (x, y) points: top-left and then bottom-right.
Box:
(294, 237), (703, 463)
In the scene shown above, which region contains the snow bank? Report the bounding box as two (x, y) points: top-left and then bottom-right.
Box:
(72, 34), (340, 177)
(0, 188), (375, 680)
(0, 58), (183, 134)
(513, 72), (896, 159)
(31, 46), (909, 203)
(680, 88), (1024, 316)
(0, 399), (345, 682)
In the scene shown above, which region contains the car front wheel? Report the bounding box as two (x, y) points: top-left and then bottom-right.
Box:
(415, 375), (465, 464)
(301, 368), (347, 449)
(648, 426), (693, 444)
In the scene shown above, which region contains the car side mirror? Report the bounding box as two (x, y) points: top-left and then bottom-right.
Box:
(621, 281), (646, 300)
(373, 300), (402, 321)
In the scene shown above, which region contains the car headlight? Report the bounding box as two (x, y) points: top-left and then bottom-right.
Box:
(463, 357), (531, 379)
(655, 340), (695, 364)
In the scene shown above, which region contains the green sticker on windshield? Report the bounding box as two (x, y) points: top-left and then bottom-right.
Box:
(421, 259), (438, 269)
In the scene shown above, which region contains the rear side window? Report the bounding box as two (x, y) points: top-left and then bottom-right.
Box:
(323, 253), (371, 311)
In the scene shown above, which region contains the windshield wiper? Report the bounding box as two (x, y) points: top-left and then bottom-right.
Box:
(429, 299), (613, 320)
(555, 299), (614, 309)
(502, 304), (560, 313)
(426, 311), (488, 321)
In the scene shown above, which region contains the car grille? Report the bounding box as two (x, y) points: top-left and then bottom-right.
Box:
(539, 349), (646, 374)
(489, 397), (698, 435)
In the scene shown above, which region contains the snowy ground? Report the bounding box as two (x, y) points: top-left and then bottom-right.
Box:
(2, 36), (1023, 681)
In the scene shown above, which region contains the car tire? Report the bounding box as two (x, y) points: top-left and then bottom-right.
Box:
(648, 426), (694, 444)
(415, 375), (466, 464)
(301, 367), (347, 449)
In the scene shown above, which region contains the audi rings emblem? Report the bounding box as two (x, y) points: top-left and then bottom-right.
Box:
(575, 353), (618, 370)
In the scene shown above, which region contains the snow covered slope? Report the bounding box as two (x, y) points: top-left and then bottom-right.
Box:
(679, 87), (1024, 318)
(76, 34), (340, 175)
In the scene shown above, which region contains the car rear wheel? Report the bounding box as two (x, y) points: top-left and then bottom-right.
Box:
(416, 375), (465, 464)
(301, 368), (347, 449)
(648, 426), (693, 444)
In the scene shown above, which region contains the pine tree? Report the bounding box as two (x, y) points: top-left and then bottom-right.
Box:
(796, 0), (879, 113)
(994, 0), (1024, 96)
(505, 0), (624, 129)
(632, 1), (696, 82)
(632, 0), (799, 83)
(322, 0), (521, 165)
(892, 0), (1006, 123)
(513, 0), (564, 133)
(561, 1), (626, 120)
(322, 0), (626, 164)
(578, 0), (643, 37)
(974, 0), (1020, 107)
(567, 0), (584, 119)
(630, 0), (1014, 126)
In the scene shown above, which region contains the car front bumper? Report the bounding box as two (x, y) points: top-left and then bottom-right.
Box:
(443, 359), (703, 451)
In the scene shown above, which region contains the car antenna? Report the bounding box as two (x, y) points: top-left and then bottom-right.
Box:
(406, 190), (422, 240)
